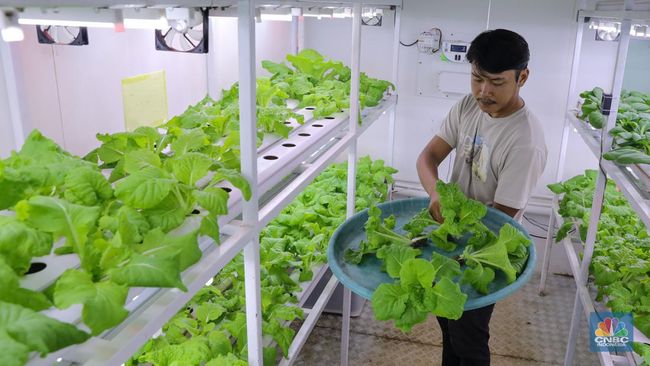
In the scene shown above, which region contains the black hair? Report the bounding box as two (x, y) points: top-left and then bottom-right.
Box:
(466, 29), (530, 78)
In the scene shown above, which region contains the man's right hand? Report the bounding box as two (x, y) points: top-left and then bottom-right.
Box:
(428, 198), (444, 224)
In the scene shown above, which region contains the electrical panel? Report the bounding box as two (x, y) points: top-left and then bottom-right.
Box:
(441, 41), (470, 63)
(415, 30), (473, 99)
(417, 28), (442, 54)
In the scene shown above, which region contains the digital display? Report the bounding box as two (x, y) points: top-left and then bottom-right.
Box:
(450, 44), (467, 53)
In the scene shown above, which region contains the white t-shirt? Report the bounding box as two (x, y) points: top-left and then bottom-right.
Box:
(437, 94), (548, 216)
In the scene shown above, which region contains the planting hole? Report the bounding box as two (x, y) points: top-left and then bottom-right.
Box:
(299, 133), (311, 137)
(282, 143), (296, 148)
(191, 209), (201, 215)
(222, 187), (232, 193)
(283, 121), (291, 125)
(263, 155), (279, 160)
(313, 124), (323, 127)
(325, 116), (335, 120)
(305, 107), (315, 110)
(26, 262), (46, 275)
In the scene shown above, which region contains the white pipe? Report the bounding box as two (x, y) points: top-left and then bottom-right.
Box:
(298, 15), (305, 52)
(290, 15), (298, 55)
(0, 38), (24, 150)
(387, 6), (401, 170)
(342, 4), (362, 366)
(238, 1), (263, 365)
(485, 0), (492, 29)
(539, 11), (586, 295)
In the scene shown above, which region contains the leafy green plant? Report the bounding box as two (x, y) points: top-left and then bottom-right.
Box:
(0, 46), (396, 364)
(129, 157), (398, 365)
(578, 87), (650, 165)
(372, 258), (467, 332)
(355, 181), (530, 331)
(263, 49), (394, 121)
(460, 224), (530, 287)
(549, 171), (650, 344)
(427, 181), (488, 251)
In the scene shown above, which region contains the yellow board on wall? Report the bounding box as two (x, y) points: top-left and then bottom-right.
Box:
(121, 70), (168, 131)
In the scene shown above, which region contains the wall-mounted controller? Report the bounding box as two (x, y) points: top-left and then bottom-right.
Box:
(441, 41), (470, 63)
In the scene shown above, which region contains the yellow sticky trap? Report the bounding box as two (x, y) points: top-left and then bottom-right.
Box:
(121, 70), (168, 131)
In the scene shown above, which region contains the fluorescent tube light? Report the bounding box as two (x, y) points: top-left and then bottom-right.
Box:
(260, 13), (293, 22)
(17, 7), (171, 30)
(123, 16), (168, 29)
(18, 18), (114, 28)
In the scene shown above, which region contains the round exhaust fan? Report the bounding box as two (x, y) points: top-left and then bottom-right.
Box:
(596, 28), (621, 41)
(36, 25), (88, 45)
(155, 8), (208, 53)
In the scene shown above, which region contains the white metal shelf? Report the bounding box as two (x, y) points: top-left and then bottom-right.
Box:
(566, 112), (650, 229)
(20, 92), (393, 294)
(27, 94), (395, 366)
(540, 8), (647, 365)
(4, 1), (402, 364)
(550, 204), (647, 365)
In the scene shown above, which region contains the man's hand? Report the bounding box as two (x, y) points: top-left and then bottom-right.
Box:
(428, 197), (444, 224)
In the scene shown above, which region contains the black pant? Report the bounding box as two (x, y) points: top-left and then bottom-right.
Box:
(436, 304), (495, 366)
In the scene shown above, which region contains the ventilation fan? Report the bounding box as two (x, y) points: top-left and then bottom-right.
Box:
(596, 28), (620, 41)
(36, 25), (88, 45)
(155, 8), (208, 53)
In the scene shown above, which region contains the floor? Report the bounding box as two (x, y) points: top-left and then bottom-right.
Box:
(294, 272), (598, 366)
(293, 214), (601, 366)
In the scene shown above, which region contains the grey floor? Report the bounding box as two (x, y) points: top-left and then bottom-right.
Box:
(294, 272), (598, 366)
(293, 213), (600, 365)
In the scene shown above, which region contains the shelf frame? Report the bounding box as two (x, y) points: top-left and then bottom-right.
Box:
(550, 205), (645, 366)
(0, 0), (404, 364)
(539, 2), (650, 364)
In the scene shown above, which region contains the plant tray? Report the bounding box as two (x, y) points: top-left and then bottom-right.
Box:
(327, 197), (536, 310)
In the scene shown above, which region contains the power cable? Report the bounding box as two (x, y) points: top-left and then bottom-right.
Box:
(400, 40), (418, 47)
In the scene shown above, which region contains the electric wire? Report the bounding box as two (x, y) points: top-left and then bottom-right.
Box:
(523, 213), (575, 240)
(399, 40), (418, 47)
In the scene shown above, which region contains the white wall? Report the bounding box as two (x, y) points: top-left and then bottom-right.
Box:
(0, 42), (17, 158)
(11, 26), (208, 156)
(207, 17), (293, 98)
(304, 0), (598, 203)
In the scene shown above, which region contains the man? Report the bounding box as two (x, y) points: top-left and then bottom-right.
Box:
(416, 29), (547, 365)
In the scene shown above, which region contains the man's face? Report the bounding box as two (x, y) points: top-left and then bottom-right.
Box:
(470, 64), (528, 118)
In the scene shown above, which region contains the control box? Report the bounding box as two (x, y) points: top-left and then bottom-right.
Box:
(441, 41), (470, 63)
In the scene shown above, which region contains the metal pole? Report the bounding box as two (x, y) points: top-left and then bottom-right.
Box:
(565, 16), (632, 366)
(564, 293), (584, 366)
(341, 4), (362, 366)
(580, 18), (631, 285)
(238, 1), (263, 365)
(290, 13), (299, 55)
(0, 38), (25, 150)
(297, 14), (305, 53)
(564, 168), (607, 366)
(387, 6), (401, 170)
(538, 10), (585, 295)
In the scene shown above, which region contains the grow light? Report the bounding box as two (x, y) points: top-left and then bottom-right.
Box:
(17, 7), (171, 30)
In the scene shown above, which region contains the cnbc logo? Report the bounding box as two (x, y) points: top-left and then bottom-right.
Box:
(590, 312), (633, 352)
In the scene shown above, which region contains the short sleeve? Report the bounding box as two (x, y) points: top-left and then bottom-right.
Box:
(436, 98), (463, 148)
(494, 147), (547, 209)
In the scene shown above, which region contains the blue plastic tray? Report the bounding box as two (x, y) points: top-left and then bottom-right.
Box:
(327, 197), (536, 310)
